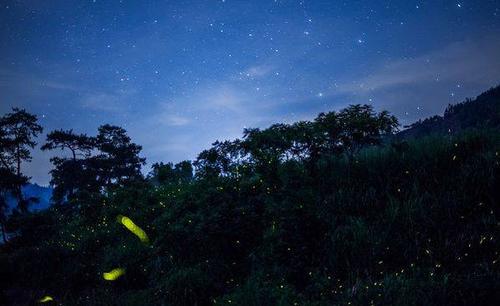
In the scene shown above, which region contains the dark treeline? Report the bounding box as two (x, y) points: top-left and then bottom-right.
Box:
(398, 86), (500, 138)
(0, 87), (499, 305)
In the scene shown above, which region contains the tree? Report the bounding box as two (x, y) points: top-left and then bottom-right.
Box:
(0, 194), (7, 243)
(336, 104), (398, 157)
(287, 120), (324, 162)
(41, 130), (96, 203)
(194, 147), (228, 178)
(0, 167), (27, 242)
(194, 140), (244, 179)
(0, 108), (42, 212)
(314, 111), (342, 154)
(95, 124), (145, 187)
(41, 129), (95, 161)
(241, 125), (293, 180)
(150, 161), (193, 185)
(42, 125), (145, 203)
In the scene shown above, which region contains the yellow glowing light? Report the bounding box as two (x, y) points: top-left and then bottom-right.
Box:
(117, 215), (149, 244)
(103, 268), (125, 281)
(38, 296), (54, 303)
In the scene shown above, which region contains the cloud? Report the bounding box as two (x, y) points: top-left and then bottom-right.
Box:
(80, 92), (122, 112)
(133, 80), (281, 171)
(0, 68), (82, 95)
(335, 36), (500, 95)
(80, 88), (137, 113)
(241, 65), (273, 78)
(200, 85), (245, 112)
(41, 80), (81, 91)
(0, 63), (140, 116)
(341, 37), (500, 129)
(159, 114), (191, 126)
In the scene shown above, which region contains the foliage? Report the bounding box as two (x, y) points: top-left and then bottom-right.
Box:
(0, 108), (42, 241)
(1, 92), (499, 305)
(41, 125), (146, 204)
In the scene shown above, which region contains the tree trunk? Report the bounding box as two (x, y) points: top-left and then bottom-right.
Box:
(15, 142), (26, 212)
(16, 143), (21, 177)
(1, 223), (7, 244)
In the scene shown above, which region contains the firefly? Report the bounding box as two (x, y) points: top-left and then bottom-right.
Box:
(117, 215), (149, 244)
(103, 268), (125, 281)
(38, 296), (54, 303)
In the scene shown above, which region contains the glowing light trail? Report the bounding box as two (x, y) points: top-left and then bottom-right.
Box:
(103, 268), (125, 281)
(117, 215), (149, 244)
(38, 296), (54, 303)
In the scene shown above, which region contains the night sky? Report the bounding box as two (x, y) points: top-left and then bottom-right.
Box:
(1, 0), (500, 185)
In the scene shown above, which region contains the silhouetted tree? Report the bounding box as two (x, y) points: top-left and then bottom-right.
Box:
(95, 124), (146, 187)
(194, 140), (243, 179)
(0, 108), (42, 212)
(0, 167), (26, 242)
(314, 111), (342, 154)
(41, 130), (96, 203)
(150, 161), (193, 185)
(41, 129), (95, 161)
(43, 125), (145, 203)
(336, 104), (398, 157)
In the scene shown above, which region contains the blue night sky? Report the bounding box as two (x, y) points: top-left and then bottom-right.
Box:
(1, 0), (500, 185)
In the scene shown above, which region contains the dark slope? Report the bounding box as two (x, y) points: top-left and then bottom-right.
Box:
(398, 85), (500, 138)
(1, 87), (499, 305)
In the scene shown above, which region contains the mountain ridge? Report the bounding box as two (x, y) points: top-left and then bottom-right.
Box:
(398, 85), (500, 138)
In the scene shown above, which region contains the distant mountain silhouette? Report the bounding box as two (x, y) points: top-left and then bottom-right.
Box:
(5, 184), (52, 213)
(398, 85), (500, 138)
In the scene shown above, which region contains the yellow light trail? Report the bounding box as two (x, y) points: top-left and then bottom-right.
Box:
(38, 296), (54, 303)
(103, 268), (125, 281)
(117, 215), (149, 244)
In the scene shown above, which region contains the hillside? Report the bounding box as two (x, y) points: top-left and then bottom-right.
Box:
(398, 85), (500, 138)
(1, 88), (499, 305)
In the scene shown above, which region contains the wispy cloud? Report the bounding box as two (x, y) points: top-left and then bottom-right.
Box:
(289, 36), (499, 126)
(241, 65), (273, 78)
(334, 36), (500, 95)
(0, 65), (139, 115)
(41, 80), (81, 91)
(80, 92), (123, 112)
(0, 67), (82, 92)
(158, 114), (191, 126)
(199, 85), (246, 112)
